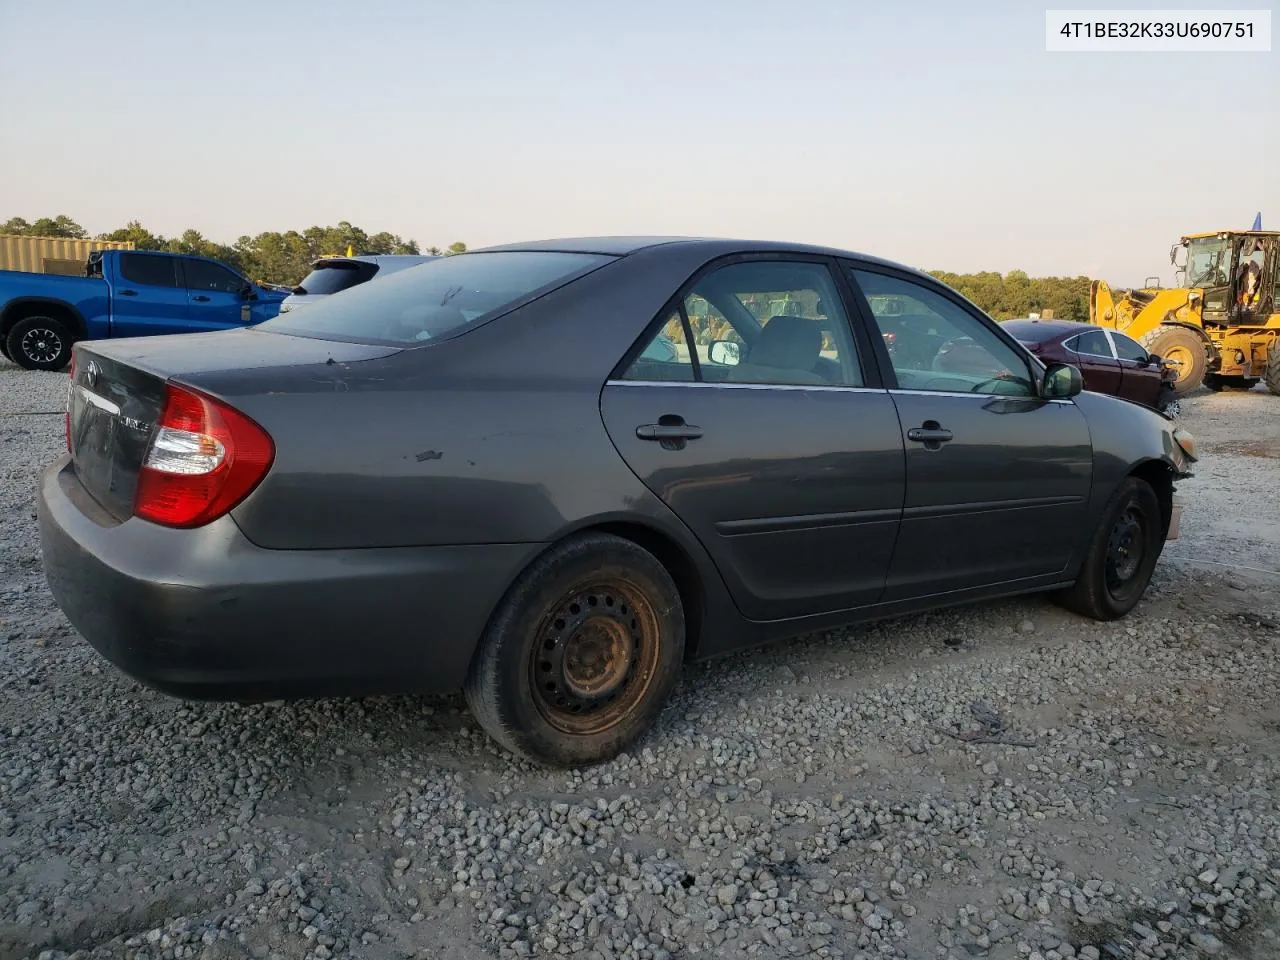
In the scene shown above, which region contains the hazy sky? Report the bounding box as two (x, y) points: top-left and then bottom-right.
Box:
(1, 0), (1275, 285)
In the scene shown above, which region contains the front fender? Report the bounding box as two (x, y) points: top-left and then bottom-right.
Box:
(1073, 390), (1193, 543)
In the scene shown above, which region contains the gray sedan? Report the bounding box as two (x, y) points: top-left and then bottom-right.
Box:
(38, 237), (1198, 767)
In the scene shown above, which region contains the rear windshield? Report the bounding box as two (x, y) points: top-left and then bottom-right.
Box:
(293, 260), (379, 296)
(261, 251), (616, 345)
(1000, 320), (1066, 343)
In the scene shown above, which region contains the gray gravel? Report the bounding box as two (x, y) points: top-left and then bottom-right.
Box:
(3, 354), (1280, 960)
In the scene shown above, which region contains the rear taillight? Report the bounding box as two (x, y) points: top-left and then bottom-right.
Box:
(64, 353), (76, 452)
(134, 382), (274, 528)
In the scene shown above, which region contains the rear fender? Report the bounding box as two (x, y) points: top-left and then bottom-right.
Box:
(0, 297), (89, 340)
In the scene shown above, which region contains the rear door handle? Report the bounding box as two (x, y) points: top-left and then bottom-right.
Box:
(191, 295), (210, 302)
(906, 427), (953, 442)
(119, 289), (137, 296)
(637, 423), (703, 442)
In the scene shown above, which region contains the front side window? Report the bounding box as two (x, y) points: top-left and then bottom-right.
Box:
(1186, 237), (1230, 287)
(1110, 332), (1149, 362)
(118, 253), (179, 289)
(692, 261), (862, 387)
(1068, 330), (1113, 358)
(850, 269), (1034, 397)
(260, 251), (615, 345)
(184, 258), (244, 294)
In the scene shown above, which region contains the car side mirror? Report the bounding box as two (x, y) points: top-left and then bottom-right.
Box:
(1042, 362), (1083, 399)
(239, 282), (256, 300)
(709, 340), (740, 365)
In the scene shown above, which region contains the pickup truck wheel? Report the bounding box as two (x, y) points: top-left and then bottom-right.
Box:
(464, 533), (685, 768)
(6, 316), (74, 371)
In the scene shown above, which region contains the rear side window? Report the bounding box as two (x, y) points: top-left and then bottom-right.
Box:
(119, 254), (179, 288)
(1069, 330), (1112, 357)
(294, 260), (379, 296)
(262, 251), (616, 345)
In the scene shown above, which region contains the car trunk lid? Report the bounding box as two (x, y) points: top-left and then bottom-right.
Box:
(66, 330), (399, 521)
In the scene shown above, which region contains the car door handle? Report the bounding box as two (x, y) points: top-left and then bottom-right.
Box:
(191, 295), (210, 302)
(636, 423), (703, 442)
(907, 426), (954, 443)
(118, 289), (137, 296)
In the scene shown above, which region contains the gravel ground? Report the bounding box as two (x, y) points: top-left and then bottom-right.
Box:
(2, 355), (1279, 960)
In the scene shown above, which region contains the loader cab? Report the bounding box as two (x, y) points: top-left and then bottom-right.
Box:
(1180, 231), (1278, 324)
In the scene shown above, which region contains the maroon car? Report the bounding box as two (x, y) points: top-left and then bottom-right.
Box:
(1000, 319), (1180, 416)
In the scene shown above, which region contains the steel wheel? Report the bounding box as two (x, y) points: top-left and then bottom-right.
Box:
(464, 532), (685, 767)
(1104, 506), (1146, 603)
(1054, 476), (1163, 621)
(529, 579), (661, 737)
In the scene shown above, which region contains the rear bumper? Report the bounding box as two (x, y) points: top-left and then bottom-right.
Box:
(38, 455), (539, 700)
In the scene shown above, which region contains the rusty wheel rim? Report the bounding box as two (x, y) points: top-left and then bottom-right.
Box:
(529, 578), (661, 736)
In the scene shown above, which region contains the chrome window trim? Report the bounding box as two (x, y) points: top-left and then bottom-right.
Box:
(606, 379), (885, 394)
(888, 388), (1069, 403)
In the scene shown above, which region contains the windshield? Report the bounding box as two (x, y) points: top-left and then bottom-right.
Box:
(261, 250), (616, 345)
(293, 260), (379, 296)
(1186, 237), (1230, 287)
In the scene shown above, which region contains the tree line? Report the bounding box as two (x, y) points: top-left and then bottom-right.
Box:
(1, 214), (466, 287)
(4, 214), (1091, 320)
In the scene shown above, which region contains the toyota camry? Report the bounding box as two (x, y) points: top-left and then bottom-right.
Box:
(38, 237), (1198, 767)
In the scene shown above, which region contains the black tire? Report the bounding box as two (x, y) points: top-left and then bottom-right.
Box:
(5, 315), (74, 371)
(1265, 341), (1280, 397)
(463, 533), (685, 767)
(1054, 477), (1164, 621)
(1139, 326), (1206, 395)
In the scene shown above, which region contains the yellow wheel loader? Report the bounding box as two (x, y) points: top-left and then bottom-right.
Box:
(1089, 230), (1280, 395)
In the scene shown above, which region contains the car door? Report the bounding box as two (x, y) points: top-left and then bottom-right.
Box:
(1107, 330), (1163, 408)
(180, 257), (252, 331)
(599, 256), (905, 622)
(1064, 329), (1122, 396)
(109, 252), (191, 338)
(843, 265), (1093, 600)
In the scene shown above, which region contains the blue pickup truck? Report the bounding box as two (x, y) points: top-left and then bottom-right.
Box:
(0, 249), (288, 370)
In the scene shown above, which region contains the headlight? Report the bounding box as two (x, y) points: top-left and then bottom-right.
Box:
(1172, 427), (1198, 462)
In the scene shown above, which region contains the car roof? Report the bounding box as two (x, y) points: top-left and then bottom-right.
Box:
(470, 235), (924, 274)
(1002, 318), (1096, 340)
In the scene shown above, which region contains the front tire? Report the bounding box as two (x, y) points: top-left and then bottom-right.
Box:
(464, 533), (685, 767)
(1055, 477), (1164, 621)
(1140, 326), (1206, 395)
(5, 315), (74, 371)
